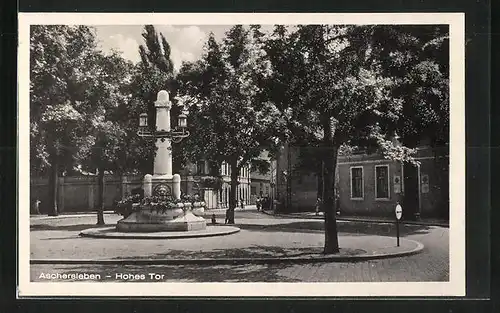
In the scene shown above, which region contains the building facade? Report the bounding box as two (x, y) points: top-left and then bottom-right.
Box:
(181, 160), (251, 209)
(218, 161), (251, 208)
(249, 151), (277, 205)
(275, 144), (449, 219)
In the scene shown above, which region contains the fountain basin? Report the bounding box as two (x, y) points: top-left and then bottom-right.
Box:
(116, 205), (207, 232)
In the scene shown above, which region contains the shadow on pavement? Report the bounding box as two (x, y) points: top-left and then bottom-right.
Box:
(115, 246), (324, 260)
(110, 245), (367, 261)
(236, 221), (431, 237)
(31, 219), (431, 237)
(30, 224), (114, 232)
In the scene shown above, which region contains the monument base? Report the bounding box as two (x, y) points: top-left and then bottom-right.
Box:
(116, 211), (207, 232)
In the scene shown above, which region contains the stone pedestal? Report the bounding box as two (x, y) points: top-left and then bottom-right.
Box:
(116, 202), (206, 232)
(172, 174), (181, 200)
(143, 174), (153, 197)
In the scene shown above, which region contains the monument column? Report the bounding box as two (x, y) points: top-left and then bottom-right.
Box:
(153, 90), (173, 179)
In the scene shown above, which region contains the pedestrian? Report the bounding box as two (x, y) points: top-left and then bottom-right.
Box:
(225, 209), (230, 224)
(315, 197), (322, 216)
(263, 196), (269, 210)
(256, 197), (262, 211)
(240, 197), (244, 209)
(35, 199), (41, 215)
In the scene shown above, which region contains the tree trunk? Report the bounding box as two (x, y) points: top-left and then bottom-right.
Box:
(227, 160), (239, 224)
(47, 153), (59, 216)
(322, 117), (340, 254)
(318, 160), (325, 199)
(287, 144), (292, 211)
(96, 165), (105, 225)
(323, 144), (340, 254)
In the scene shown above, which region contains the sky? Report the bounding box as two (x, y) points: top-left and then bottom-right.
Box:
(94, 25), (275, 71)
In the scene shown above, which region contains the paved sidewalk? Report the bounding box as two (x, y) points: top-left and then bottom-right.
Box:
(29, 212), (449, 282)
(30, 214), (423, 263)
(262, 210), (449, 227)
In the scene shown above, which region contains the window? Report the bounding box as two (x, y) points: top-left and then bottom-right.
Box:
(350, 167), (363, 199)
(197, 161), (205, 175)
(375, 165), (390, 199)
(208, 161), (218, 176)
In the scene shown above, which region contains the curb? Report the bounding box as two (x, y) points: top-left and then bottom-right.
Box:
(30, 212), (116, 220)
(79, 226), (241, 239)
(261, 211), (449, 228)
(30, 240), (423, 265)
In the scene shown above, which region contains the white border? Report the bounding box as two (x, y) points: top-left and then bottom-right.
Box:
(374, 165), (390, 200)
(349, 166), (364, 200)
(18, 12), (465, 297)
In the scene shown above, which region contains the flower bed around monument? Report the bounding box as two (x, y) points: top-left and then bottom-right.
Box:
(115, 193), (205, 218)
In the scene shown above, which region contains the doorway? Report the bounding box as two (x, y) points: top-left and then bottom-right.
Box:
(403, 162), (420, 220)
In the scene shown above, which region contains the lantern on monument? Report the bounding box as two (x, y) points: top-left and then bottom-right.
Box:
(137, 90), (190, 142)
(139, 113), (148, 128)
(178, 111), (188, 129)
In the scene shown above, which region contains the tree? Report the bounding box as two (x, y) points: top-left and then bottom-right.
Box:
(176, 26), (282, 224)
(128, 25), (181, 175)
(345, 25), (450, 218)
(30, 25), (101, 215)
(264, 25), (423, 253)
(78, 52), (135, 224)
(354, 25), (449, 147)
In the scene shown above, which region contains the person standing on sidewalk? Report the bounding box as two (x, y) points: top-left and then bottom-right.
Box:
(315, 197), (322, 216)
(35, 199), (41, 215)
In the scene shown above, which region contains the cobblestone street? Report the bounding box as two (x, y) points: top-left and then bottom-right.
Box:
(30, 210), (449, 282)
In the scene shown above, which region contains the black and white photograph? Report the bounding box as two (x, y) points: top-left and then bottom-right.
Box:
(18, 13), (465, 297)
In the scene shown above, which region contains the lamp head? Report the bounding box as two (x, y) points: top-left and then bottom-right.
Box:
(139, 113), (148, 127)
(157, 90), (169, 103)
(178, 112), (187, 128)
